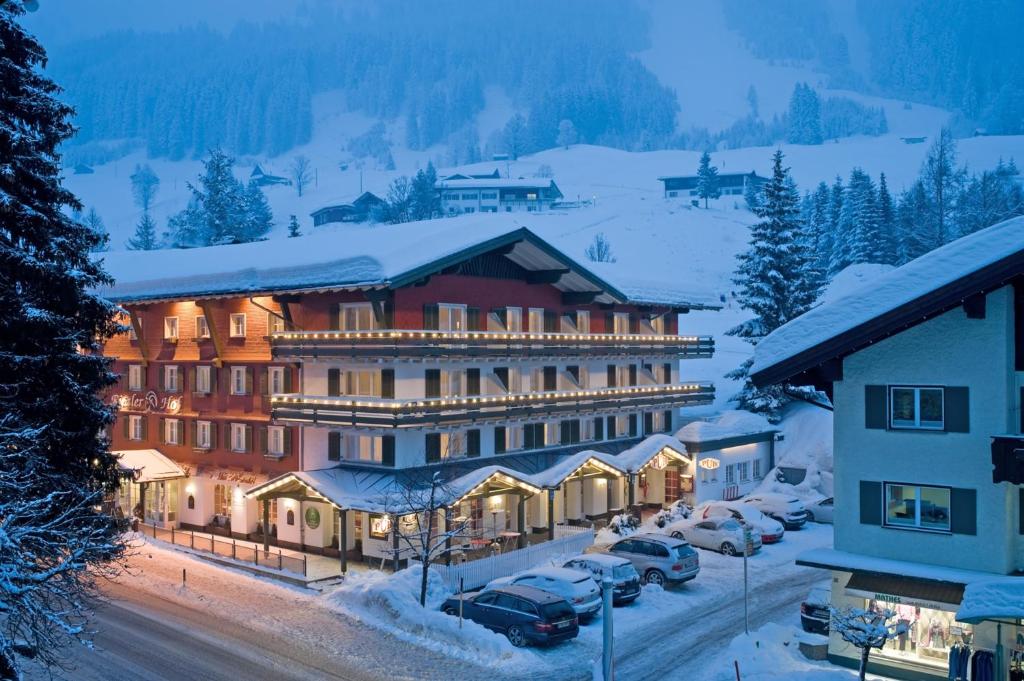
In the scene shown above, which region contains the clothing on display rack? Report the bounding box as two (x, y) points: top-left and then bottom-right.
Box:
(1010, 648), (1024, 681)
(947, 643), (971, 680)
(969, 649), (994, 681)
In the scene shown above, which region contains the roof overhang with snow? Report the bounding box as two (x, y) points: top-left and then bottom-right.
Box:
(956, 578), (1024, 624)
(750, 217), (1024, 393)
(114, 449), (187, 484)
(614, 434), (692, 473)
(529, 450), (627, 489)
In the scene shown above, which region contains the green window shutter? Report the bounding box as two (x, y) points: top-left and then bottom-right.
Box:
(594, 417), (604, 441)
(177, 420), (184, 445)
(259, 368), (269, 395)
(494, 426), (507, 454)
(663, 410), (673, 432)
(605, 312), (615, 334)
(122, 415), (130, 439)
(467, 368), (481, 396)
(607, 365), (617, 388)
(259, 426), (268, 455)
(628, 364), (637, 386)
(944, 387), (970, 433)
(327, 368), (341, 397)
(607, 416), (616, 439)
(210, 421), (217, 449)
(543, 366), (557, 391)
(950, 487), (977, 535)
(643, 412), (654, 435)
(423, 304), (439, 330)
(864, 385), (887, 429)
(328, 432), (341, 461)
(190, 419), (198, 447)
(425, 369), (441, 398)
(467, 307), (481, 332)
(157, 418), (166, 444)
(244, 424), (252, 452)
(628, 414), (638, 437)
(140, 416), (147, 440)
(188, 366), (196, 392)
(1019, 488), (1024, 536)
(283, 427), (293, 455)
(329, 305), (341, 331)
(383, 301), (394, 328)
(284, 367), (293, 393)
(560, 420), (572, 444)
(158, 366), (166, 392)
(245, 367), (254, 395)
(467, 429), (481, 457)
(859, 481), (882, 525)
(425, 433), (441, 463)
(381, 369), (395, 399)
(543, 310), (557, 333)
(210, 367), (218, 394)
(381, 436), (395, 467)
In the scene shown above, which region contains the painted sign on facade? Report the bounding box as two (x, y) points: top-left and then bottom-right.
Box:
(111, 390), (182, 414)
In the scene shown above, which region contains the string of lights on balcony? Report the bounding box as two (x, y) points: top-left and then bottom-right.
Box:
(272, 329), (707, 343)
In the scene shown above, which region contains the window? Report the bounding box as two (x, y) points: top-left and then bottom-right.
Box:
(576, 310), (590, 334)
(195, 365), (212, 394)
(196, 420), (212, 449)
(128, 316), (140, 340)
(286, 509), (295, 526)
(230, 423), (249, 453)
(268, 313), (286, 334)
(612, 312), (630, 334)
(164, 418), (181, 445)
(343, 434), (384, 463)
(481, 192), (498, 200)
(128, 364), (144, 391)
(268, 426), (285, 456)
(163, 365), (180, 393)
(230, 366), (248, 395)
(890, 386), (944, 430)
(461, 193), (478, 200)
(725, 464), (736, 484)
(506, 307), (523, 332)
(884, 483), (951, 532)
(213, 484), (232, 518)
(340, 303), (375, 331)
(753, 459), (762, 479)
(369, 514), (391, 539)
(438, 304), (467, 331)
(738, 462), (750, 481)
(229, 313), (246, 337)
(163, 316), (179, 340)
(528, 308), (545, 333)
(129, 415), (144, 441)
(348, 369), (380, 397)
(269, 366), (286, 394)
(439, 431), (467, 459)
(196, 315), (210, 339)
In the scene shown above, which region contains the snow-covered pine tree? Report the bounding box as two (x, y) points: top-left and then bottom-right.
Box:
(83, 206), (109, 252)
(827, 175), (846, 275)
(876, 172), (898, 264)
(808, 181), (833, 275)
(288, 214), (301, 238)
(126, 212), (159, 250)
(726, 150), (816, 421)
(840, 168), (881, 266)
(896, 181), (932, 264)
(409, 162), (440, 221)
(0, 5), (126, 676)
(240, 181), (274, 242)
(785, 83), (823, 145)
(743, 177), (763, 211)
(695, 151), (721, 208)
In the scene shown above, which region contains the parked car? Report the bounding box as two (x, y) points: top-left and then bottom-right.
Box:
(592, 533), (700, 586)
(441, 585), (579, 647)
(805, 497), (834, 524)
(485, 567), (601, 622)
(666, 517), (762, 556)
(562, 553), (642, 605)
(740, 493), (810, 530)
(800, 585), (831, 634)
(695, 501), (785, 543)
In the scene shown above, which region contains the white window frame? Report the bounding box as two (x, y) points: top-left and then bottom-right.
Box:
(164, 418), (181, 445)
(163, 316), (179, 340)
(506, 307), (523, 332)
(196, 420), (212, 449)
(269, 366), (286, 394)
(268, 313), (286, 334)
(753, 459), (762, 479)
(128, 364), (143, 391)
(340, 303), (376, 331)
(889, 386), (945, 430)
(724, 464), (736, 484)
(230, 423), (248, 453)
(344, 434), (382, 463)
(738, 461), (750, 481)
(612, 312), (630, 335)
(346, 369), (379, 397)
(195, 365), (212, 394)
(883, 482), (952, 532)
(129, 414), (144, 441)
(438, 303), (467, 332)
(229, 313), (247, 338)
(230, 366), (247, 396)
(196, 315), (210, 339)
(440, 431), (467, 459)
(164, 365), (180, 393)
(576, 310), (590, 334)
(268, 426), (285, 456)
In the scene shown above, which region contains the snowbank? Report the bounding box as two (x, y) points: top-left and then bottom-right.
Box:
(754, 402), (834, 503)
(676, 409), (774, 443)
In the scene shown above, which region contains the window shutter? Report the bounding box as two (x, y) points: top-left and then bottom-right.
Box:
(259, 426), (268, 455)
(466, 368), (480, 396)
(467, 429), (481, 457)
(864, 385), (887, 429)
(950, 487), (977, 535)
(594, 417), (604, 441)
(189, 366), (196, 393)
(383, 301), (394, 328)
(158, 418), (166, 444)
(327, 368), (341, 397)
(329, 305), (341, 331)
(328, 432), (341, 461)
(628, 414), (638, 437)
(494, 427), (507, 454)
(467, 307), (481, 331)
(423, 304), (439, 330)
(607, 416), (616, 439)
(607, 365), (617, 388)
(629, 314), (639, 334)
(244, 424), (252, 452)
(283, 428), (293, 455)
(628, 364), (637, 386)
(210, 366), (218, 394)
(177, 420), (184, 445)
(944, 387), (970, 433)
(140, 416), (147, 440)
(643, 412), (654, 435)
(425, 433), (441, 463)
(381, 435), (395, 467)
(543, 310), (557, 333)
(158, 366), (166, 392)
(543, 366), (557, 391)
(560, 420), (572, 444)
(663, 363), (672, 384)
(663, 410), (673, 432)
(208, 422), (217, 449)
(1019, 488), (1024, 536)
(605, 312), (615, 334)
(140, 365), (147, 389)
(859, 481), (882, 525)
(122, 415), (130, 439)
(191, 420), (198, 447)
(259, 368), (269, 395)
(381, 369), (395, 399)
(244, 367), (253, 395)
(425, 369), (441, 398)
(284, 367), (293, 393)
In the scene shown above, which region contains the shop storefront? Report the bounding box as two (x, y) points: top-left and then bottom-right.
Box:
(113, 449), (186, 527)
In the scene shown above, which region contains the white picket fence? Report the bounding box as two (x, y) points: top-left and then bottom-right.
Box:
(434, 529), (595, 591)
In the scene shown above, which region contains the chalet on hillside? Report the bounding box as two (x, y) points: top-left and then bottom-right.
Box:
(310, 192), (384, 227)
(441, 169), (501, 181)
(250, 164), (291, 187)
(658, 171), (767, 199)
(435, 178), (563, 214)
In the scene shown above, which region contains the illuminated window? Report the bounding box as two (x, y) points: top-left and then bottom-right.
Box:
(230, 423), (248, 453)
(196, 420), (212, 449)
(163, 316), (179, 340)
(884, 483), (950, 532)
(438, 304), (467, 331)
(195, 315), (210, 339)
(164, 418), (181, 445)
(195, 365), (212, 394)
(128, 364), (144, 391)
(890, 386), (944, 430)
(269, 366), (286, 394)
(268, 426), (285, 455)
(340, 303), (375, 331)
(268, 313), (286, 334)
(229, 313), (246, 338)
(213, 484), (232, 518)
(164, 365), (180, 393)
(129, 415), (144, 441)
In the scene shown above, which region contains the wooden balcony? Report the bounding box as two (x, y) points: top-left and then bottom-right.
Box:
(271, 383), (715, 428)
(271, 329), (714, 361)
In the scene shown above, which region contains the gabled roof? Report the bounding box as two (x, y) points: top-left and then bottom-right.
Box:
(309, 192), (383, 216)
(529, 450), (626, 488)
(114, 449), (186, 483)
(614, 434), (691, 472)
(99, 220), (628, 304)
(657, 171), (766, 182)
(435, 178), (559, 191)
(751, 217), (1024, 389)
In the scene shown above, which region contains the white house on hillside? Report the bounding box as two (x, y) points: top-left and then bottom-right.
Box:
(751, 217), (1024, 681)
(435, 177), (563, 214)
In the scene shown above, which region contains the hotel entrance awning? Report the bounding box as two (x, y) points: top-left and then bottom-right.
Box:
(114, 449), (186, 484)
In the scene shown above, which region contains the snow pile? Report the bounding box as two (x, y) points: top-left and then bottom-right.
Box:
(751, 402), (833, 503)
(956, 577), (1024, 623)
(324, 566), (537, 669)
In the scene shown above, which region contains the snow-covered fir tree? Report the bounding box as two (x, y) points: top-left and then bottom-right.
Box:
(838, 168), (880, 267)
(556, 119), (578, 149)
(126, 212), (159, 250)
(876, 172), (898, 265)
(0, 5), (127, 676)
(726, 150), (817, 421)
(695, 151), (721, 208)
(785, 82), (823, 145)
(83, 206), (108, 251)
(409, 162), (440, 221)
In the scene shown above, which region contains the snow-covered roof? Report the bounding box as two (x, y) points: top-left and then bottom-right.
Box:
(956, 578), (1024, 623)
(99, 221), (625, 304)
(585, 263), (721, 310)
(561, 552), (630, 568)
(435, 178), (557, 190)
(797, 547), (1001, 587)
(675, 410), (775, 444)
(528, 450), (626, 488)
(114, 449), (186, 483)
(751, 217), (1024, 387)
(614, 434), (691, 472)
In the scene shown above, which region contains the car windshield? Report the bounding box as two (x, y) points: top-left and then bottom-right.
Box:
(613, 564), (637, 580)
(540, 601), (575, 620)
(719, 519), (741, 531)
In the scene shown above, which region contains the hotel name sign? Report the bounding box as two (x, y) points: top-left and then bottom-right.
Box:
(111, 390), (182, 415)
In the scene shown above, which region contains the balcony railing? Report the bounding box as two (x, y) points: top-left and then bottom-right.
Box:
(271, 329), (714, 361)
(991, 435), (1024, 484)
(270, 382), (715, 428)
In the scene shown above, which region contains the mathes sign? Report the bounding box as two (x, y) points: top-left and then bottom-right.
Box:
(111, 391), (182, 414)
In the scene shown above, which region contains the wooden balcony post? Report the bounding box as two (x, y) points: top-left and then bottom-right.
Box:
(547, 489), (555, 541)
(339, 508), (348, 575)
(262, 499), (270, 555)
(517, 495), (526, 549)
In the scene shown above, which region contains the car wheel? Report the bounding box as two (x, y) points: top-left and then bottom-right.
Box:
(443, 606), (458, 616)
(720, 542), (737, 556)
(806, 511), (816, 523)
(645, 569), (666, 586)
(670, 531), (684, 539)
(506, 625), (527, 647)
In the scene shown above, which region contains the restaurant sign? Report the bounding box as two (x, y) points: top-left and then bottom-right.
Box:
(111, 390), (182, 414)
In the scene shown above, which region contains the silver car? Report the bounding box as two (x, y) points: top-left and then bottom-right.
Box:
(667, 517), (762, 556)
(805, 497), (834, 524)
(599, 533), (700, 586)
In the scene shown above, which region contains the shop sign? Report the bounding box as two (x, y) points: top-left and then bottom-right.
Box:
(845, 588), (957, 612)
(698, 458), (720, 470)
(305, 507), (321, 529)
(369, 513), (391, 539)
(111, 390), (182, 414)
(649, 452), (668, 470)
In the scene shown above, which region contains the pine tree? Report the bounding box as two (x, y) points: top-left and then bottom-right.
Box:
(876, 173), (898, 264)
(785, 83), (823, 145)
(83, 206), (109, 252)
(288, 214), (301, 238)
(129, 163), (159, 212)
(556, 119), (578, 149)
(0, 6), (126, 676)
(502, 113), (528, 160)
(726, 150), (816, 421)
(920, 128), (964, 246)
(743, 178), (763, 212)
(409, 162), (440, 221)
(809, 181), (833, 275)
(827, 176), (846, 275)
(126, 213), (159, 250)
(695, 151), (721, 208)
(839, 168), (881, 266)
(240, 181), (273, 242)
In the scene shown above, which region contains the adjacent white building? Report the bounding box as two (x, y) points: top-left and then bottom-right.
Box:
(435, 177), (564, 214)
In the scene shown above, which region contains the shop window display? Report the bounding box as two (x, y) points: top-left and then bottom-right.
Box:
(865, 599), (972, 670)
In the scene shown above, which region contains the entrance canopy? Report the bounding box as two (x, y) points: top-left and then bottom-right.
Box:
(846, 572), (965, 611)
(614, 434), (692, 473)
(530, 450), (626, 488)
(114, 449), (186, 484)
